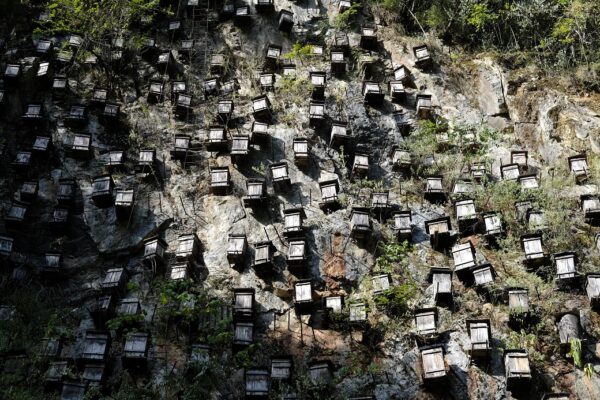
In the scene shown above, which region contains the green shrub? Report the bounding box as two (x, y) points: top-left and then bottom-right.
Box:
(373, 283), (417, 316)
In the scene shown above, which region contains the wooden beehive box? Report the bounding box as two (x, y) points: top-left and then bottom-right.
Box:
(508, 287), (529, 315)
(467, 319), (491, 358)
(413, 45), (432, 69)
(309, 100), (325, 127)
(455, 199), (478, 233)
(227, 234), (247, 265)
(230, 135), (250, 163)
(424, 175), (446, 202)
(310, 71), (326, 99)
(264, 44), (281, 69)
(71, 133), (92, 158)
(171, 135), (191, 162)
(318, 179), (340, 211)
(372, 274), (391, 295)
(147, 81), (164, 103)
(65, 104), (88, 128)
(292, 138), (309, 167)
(393, 64), (412, 84)
(511, 150), (528, 171)
(329, 120), (349, 147)
(101, 268), (127, 297)
(135, 149), (156, 174)
(294, 280), (313, 314)
(81, 331), (110, 362)
(308, 360), (333, 386)
(553, 252), (578, 283)
(233, 288), (255, 321)
(352, 152), (369, 178)
(428, 268), (453, 306)
(393, 211), (412, 242)
(504, 350), (531, 390)
(425, 216), (452, 251)
(91, 175), (114, 208)
(350, 207), (371, 240)
(568, 154), (588, 183)
(287, 239), (307, 273)
(271, 356), (293, 380)
(209, 167), (231, 195)
(252, 95), (272, 121)
(420, 345), (446, 383)
(471, 263), (496, 287)
(19, 181), (38, 203)
(170, 262), (194, 281)
(415, 308), (438, 335)
(176, 233), (201, 261)
(451, 241), (476, 283)
(500, 163), (520, 181)
(122, 332), (150, 369)
(143, 236), (168, 268)
(33, 135), (52, 154)
(325, 295), (344, 313)
(360, 26), (378, 50)
(581, 194), (600, 223)
(245, 368), (269, 398)
(349, 302), (367, 324)
(114, 189), (134, 221)
(206, 126), (229, 152)
(259, 72), (275, 91)
(283, 207), (305, 237)
(585, 273), (600, 310)
(331, 49), (346, 75)
(253, 241), (275, 273)
(518, 174), (539, 190)
(234, 321), (254, 347)
(362, 81), (384, 106)
(416, 94), (433, 119)
(0, 236), (14, 258)
(270, 162), (291, 191)
(521, 234), (546, 268)
(482, 212), (503, 236)
(243, 179), (267, 208)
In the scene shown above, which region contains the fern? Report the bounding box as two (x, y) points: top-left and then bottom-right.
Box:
(568, 338), (583, 368)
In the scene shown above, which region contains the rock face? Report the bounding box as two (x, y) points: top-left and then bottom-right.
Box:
(2, 1), (600, 400)
(476, 59), (508, 117)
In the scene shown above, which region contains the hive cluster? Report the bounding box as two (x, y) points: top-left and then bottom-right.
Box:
(1, 0), (600, 399)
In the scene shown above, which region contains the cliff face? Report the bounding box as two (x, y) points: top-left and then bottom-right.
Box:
(2, 1), (600, 400)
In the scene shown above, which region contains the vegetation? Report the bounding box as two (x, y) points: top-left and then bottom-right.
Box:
(333, 3), (361, 29)
(36, 0), (159, 39)
(568, 337), (583, 368)
(370, 0), (600, 75)
(282, 43), (314, 64)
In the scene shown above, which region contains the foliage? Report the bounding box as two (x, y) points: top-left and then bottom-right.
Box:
(375, 241), (414, 274)
(328, 309), (349, 331)
(373, 283), (418, 316)
(466, 3), (498, 32)
(333, 3), (361, 29)
(584, 363), (595, 378)
(44, 312), (73, 339)
(569, 337), (583, 368)
(154, 279), (232, 350)
(37, 0), (159, 38)
(503, 329), (544, 364)
(282, 43), (314, 63)
(276, 74), (312, 106)
(106, 311), (146, 333)
(368, 0), (600, 75)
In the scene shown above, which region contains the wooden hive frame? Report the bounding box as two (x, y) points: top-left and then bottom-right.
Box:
(466, 319), (492, 358)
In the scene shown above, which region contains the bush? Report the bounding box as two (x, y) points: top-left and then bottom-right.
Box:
(373, 283), (417, 316)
